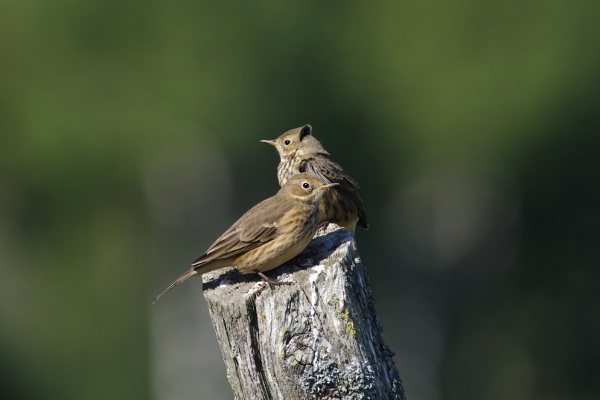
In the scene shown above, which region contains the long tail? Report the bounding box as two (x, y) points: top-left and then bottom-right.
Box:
(153, 268), (199, 304)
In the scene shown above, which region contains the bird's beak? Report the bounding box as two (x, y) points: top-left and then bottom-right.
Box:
(319, 182), (339, 190)
(260, 139), (277, 147)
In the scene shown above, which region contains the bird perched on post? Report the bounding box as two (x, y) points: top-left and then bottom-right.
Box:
(261, 124), (368, 234)
(153, 174), (338, 303)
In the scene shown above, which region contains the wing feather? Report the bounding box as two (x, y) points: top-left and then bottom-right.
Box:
(191, 197), (284, 267)
(302, 156), (369, 228)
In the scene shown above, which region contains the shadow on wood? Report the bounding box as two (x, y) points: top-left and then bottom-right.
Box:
(202, 224), (405, 399)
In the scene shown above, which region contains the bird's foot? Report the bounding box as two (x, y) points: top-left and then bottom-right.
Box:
(255, 271), (292, 289)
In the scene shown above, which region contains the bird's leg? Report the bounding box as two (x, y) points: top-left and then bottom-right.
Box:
(255, 270), (292, 289)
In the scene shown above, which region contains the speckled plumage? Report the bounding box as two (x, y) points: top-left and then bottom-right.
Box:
(153, 174), (337, 303)
(262, 125), (368, 234)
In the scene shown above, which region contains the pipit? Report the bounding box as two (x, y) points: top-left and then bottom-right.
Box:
(153, 174), (337, 303)
(262, 124), (368, 234)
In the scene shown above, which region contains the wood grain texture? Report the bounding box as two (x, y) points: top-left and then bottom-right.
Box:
(202, 224), (405, 400)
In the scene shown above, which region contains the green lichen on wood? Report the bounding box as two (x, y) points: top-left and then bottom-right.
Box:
(327, 293), (339, 309)
(342, 309), (356, 337)
(226, 368), (232, 386)
(327, 293), (356, 337)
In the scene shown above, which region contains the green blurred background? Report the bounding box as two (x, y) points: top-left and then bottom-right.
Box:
(1, 1), (599, 399)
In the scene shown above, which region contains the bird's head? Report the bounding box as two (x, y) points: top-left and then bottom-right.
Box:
(261, 124), (328, 161)
(280, 173), (338, 202)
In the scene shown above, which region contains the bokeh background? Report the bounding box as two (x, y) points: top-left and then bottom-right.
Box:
(1, 1), (599, 399)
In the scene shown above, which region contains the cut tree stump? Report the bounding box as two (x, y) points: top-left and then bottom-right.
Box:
(202, 224), (405, 400)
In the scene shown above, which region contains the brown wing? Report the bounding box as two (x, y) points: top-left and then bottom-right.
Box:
(191, 196), (285, 267)
(302, 155), (369, 229)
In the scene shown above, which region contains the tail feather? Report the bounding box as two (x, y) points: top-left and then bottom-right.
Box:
(153, 268), (199, 304)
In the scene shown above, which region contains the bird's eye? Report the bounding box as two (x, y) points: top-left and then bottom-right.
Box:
(302, 182), (310, 189)
(284, 139), (291, 146)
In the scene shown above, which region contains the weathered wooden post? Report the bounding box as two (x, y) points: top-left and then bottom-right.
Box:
(202, 224), (405, 399)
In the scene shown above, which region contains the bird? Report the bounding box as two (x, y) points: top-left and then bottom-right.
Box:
(261, 124), (368, 234)
(153, 173), (338, 303)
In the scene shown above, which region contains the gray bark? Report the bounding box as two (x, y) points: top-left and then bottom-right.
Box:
(202, 224), (405, 400)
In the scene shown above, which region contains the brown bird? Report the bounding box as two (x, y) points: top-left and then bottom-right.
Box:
(153, 173), (338, 303)
(261, 124), (368, 234)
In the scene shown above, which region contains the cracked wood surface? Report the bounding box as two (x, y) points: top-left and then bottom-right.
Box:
(202, 224), (405, 400)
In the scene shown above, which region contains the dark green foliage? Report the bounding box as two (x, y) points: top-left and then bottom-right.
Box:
(1, 1), (599, 399)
